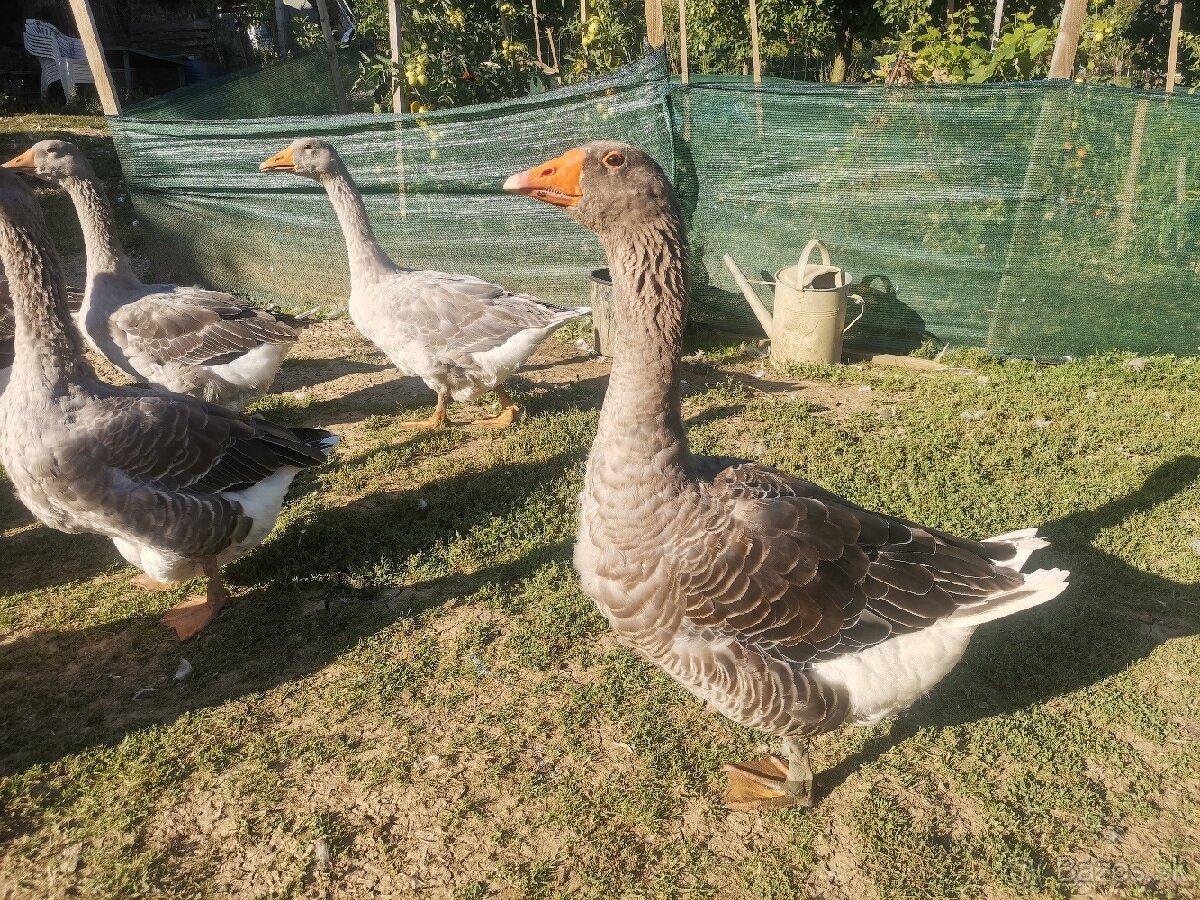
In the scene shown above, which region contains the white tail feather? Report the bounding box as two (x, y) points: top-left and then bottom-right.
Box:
(948, 528), (1069, 628)
(981, 526), (1048, 572)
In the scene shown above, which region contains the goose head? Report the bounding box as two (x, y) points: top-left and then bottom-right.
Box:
(3, 140), (93, 183)
(503, 142), (678, 236)
(259, 138), (343, 181)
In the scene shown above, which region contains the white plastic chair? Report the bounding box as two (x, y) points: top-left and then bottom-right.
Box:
(23, 19), (96, 102)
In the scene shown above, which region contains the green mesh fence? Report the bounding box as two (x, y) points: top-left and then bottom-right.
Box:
(110, 50), (1200, 358)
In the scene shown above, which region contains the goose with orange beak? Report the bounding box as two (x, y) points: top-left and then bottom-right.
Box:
(259, 137), (589, 429)
(506, 143), (1069, 810)
(3, 140), (304, 410)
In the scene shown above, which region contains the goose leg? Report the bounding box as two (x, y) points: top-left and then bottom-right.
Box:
(400, 388), (449, 429)
(723, 736), (814, 811)
(160, 559), (228, 640)
(474, 385), (523, 429)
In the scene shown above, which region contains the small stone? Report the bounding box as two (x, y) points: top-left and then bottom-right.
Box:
(1124, 357), (1147, 370)
(291, 390), (310, 402)
(1033, 417), (1051, 429)
(1105, 826), (1125, 843)
(858, 385), (873, 393)
(1188, 540), (1200, 556)
(574, 338), (591, 353)
(1086, 390), (1098, 401)
(174, 659), (193, 682)
(60, 842), (82, 873)
(1162, 412), (1173, 419)
(416, 498), (429, 511)
(312, 838), (331, 870)
(960, 410), (986, 421)
(752, 368), (767, 379)
(133, 688), (156, 700)
(976, 375), (990, 387)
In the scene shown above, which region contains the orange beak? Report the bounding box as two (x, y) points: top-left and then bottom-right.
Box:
(503, 148), (585, 207)
(2, 148), (36, 171)
(259, 146), (295, 172)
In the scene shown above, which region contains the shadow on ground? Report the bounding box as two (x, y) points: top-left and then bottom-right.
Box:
(0, 442), (583, 777)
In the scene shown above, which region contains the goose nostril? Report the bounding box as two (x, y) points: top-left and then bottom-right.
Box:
(540, 167), (555, 177)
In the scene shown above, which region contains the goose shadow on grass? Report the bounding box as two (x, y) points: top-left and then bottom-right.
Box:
(816, 454), (1200, 801)
(1, 488), (119, 593)
(0, 443), (583, 777)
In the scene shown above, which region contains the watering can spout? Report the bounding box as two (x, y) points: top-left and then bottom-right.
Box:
(722, 254), (774, 337)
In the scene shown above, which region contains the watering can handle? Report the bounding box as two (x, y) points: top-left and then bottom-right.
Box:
(845, 293), (866, 334)
(797, 239), (832, 288)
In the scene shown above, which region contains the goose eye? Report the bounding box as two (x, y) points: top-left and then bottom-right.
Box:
(602, 151), (625, 169)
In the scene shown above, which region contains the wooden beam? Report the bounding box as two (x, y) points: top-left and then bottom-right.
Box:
(645, 0), (665, 49)
(990, 0), (1005, 51)
(65, 0), (121, 114)
(678, 0), (689, 83)
(532, 0), (543, 66)
(580, 0), (590, 68)
(275, 0), (289, 60)
(748, 0), (761, 83)
(1166, 0), (1183, 93)
(1048, 0), (1087, 80)
(314, 0), (350, 114)
(387, 0), (408, 113)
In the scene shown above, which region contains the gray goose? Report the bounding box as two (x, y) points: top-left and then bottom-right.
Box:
(505, 144), (1070, 809)
(0, 168), (338, 639)
(260, 138), (588, 428)
(4, 141), (303, 410)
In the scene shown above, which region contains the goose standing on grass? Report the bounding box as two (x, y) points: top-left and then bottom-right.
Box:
(505, 144), (1070, 810)
(0, 169), (338, 639)
(259, 138), (588, 428)
(3, 141), (304, 409)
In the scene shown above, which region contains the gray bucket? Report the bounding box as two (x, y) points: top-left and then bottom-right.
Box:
(589, 268), (618, 356)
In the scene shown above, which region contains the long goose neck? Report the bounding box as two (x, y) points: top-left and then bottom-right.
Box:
(590, 213), (691, 495)
(320, 169), (397, 291)
(61, 174), (137, 290)
(0, 214), (92, 394)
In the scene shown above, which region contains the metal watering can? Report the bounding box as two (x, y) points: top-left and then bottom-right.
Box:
(724, 239), (864, 365)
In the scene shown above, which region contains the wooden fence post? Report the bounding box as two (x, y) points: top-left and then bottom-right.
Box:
(990, 0), (1005, 51)
(678, 0), (689, 83)
(1166, 0), (1183, 93)
(646, 0), (665, 49)
(65, 0), (121, 114)
(388, 0), (407, 113)
(314, 0), (350, 114)
(1048, 0), (1087, 79)
(275, 0), (289, 60)
(748, 0), (761, 84)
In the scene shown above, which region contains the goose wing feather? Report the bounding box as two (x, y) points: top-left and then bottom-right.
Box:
(110, 287), (297, 369)
(65, 393), (330, 556)
(408, 271), (582, 358)
(675, 461), (1029, 666)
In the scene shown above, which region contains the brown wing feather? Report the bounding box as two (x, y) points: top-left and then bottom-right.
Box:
(63, 393), (333, 557)
(673, 460), (1033, 666)
(111, 288), (297, 369)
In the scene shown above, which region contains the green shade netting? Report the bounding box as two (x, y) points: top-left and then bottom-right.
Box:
(110, 50), (1200, 358)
